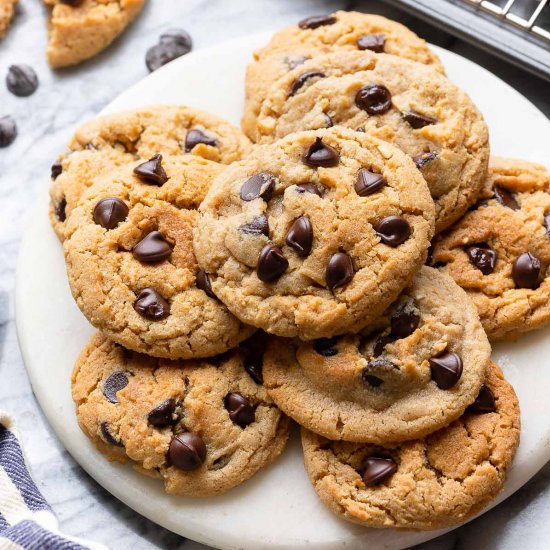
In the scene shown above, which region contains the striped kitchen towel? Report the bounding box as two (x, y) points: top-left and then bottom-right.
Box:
(0, 412), (107, 550)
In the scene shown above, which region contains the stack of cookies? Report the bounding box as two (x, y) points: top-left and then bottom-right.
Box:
(48, 10), (550, 532)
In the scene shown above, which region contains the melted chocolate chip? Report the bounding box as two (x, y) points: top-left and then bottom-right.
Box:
(466, 244), (497, 275)
(362, 457), (397, 486)
(133, 231), (172, 263)
(402, 110), (437, 129)
(100, 423), (123, 447)
(240, 332), (268, 384)
(185, 128), (218, 152)
(51, 160), (63, 180)
(289, 71), (326, 97)
(286, 216), (313, 257)
(134, 288), (170, 320)
(54, 198), (67, 222)
(429, 352), (463, 389)
(355, 168), (386, 196)
(133, 154), (169, 185)
(357, 33), (385, 52)
(6, 65), (39, 97)
(59, 0), (84, 5)
(326, 251), (354, 290)
(362, 374), (383, 387)
(355, 84), (392, 115)
(169, 432), (206, 471)
(512, 252), (542, 289)
(147, 399), (177, 427)
(103, 371), (129, 403)
(257, 244), (288, 282)
(0, 115), (17, 148)
(375, 216), (411, 247)
(302, 137), (340, 168)
(196, 269), (217, 299)
(240, 172), (276, 201)
(390, 309), (420, 338)
(373, 335), (395, 357)
(93, 197), (129, 230)
(224, 393), (255, 427)
(239, 215), (269, 236)
(146, 28), (192, 72)
(467, 385), (496, 414)
(313, 337), (338, 357)
(298, 14), (337, 29)
(296, 183), (323, 196)
(494, 186), (519, 210)
(413, 151), (438, 169)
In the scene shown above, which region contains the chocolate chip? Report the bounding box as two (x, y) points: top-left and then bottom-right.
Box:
(51, 160), (63, 180)
(544, 213), (550, 235)
(240, 172), (276, 202)
(362, 358), (398, 385)
(429, 352), (463, 389)
(362, 457), (397, 486)
(512, 252), (542, 289)
(196, 269), (216, 299)
(286, 216), (313, 257)
(313, 337), (338, 357)
(390, 309), (420, 338)
(355, 84), (392, 115)
(402, 110), (437, 129)
(257, 244), (288, 282)
(93, 197), (129, 229)
(302, 137), (340, 168)
(147, 399), (177, 427)
(134, 288), (170, 320)
(298, 14), (337, 29)
(324, 113), (333, 128)
(239, 215), (269, 236)
(185, 128), (218, 152)
(466, 244), (497, 275)
(373, 335), (395, 357)
(169, 432), (206, 471)
(467, 385), (496, 414)
(413, 151), (438, 169)
(494, 186), (519, 210)
(54, 198), (67, 222)
(133, 154), (168, 185)
(375, 216), (411, 247)
(362, 374), (383, 387)
(6, 65), (39, 97)
(100, 423), (123, 447)
(284, 55), (310, 70)
(326, 251), (354, 290)
(240, 332), (268, 385)
(288, 71), (326, 97)
(146, 28), (193, 72)
(356, 126), (365, 132)
(59, 0), (84, 5)
(103, 371), (129, 403)
(296, 183), (323, 196)
(357, 33), (385, 52)
(0, 115), (17, 148)
(133, 231), (172, 263)
(355, 168), (386, 196)
(224, 393), (255, 428)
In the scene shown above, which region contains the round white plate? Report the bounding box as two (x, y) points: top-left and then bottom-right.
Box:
(16, 32), (550, 550)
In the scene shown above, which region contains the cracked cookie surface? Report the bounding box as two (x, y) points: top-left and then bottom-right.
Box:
(252, 50), (489, 232)
(193, 127), (434, 340)
(263, 267), (490, 443)
(49, 105), (251, 241)
(301, 360), (520, 530)
(432, 157), (550, 341)
(72, 332), (290, 496)
(0, 0), (17, 38)
(243, 10), (444, 139)
(64, 159), (254, 359)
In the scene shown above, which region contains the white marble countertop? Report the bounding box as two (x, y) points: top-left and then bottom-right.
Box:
(0, 1), (548, 549)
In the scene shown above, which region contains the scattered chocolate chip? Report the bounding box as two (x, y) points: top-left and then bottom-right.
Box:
(134, 288), (170, 320)
(185, 128), (218, 152)
(284, 55), (310, 70)
(93, 197), (129, 229)
(224, 393), (255, 427)
(240, 172), (276, 201)
(390, 308), (420, 338)
(544, 213), (550, 235)
(240, 332), (268, 385)
(375, 216), (411, 247)
(494, 186), (519, 210)
(59, 0), (84, 5)
(429, 352), (463, 389)
(0, 115), (17, 148)
(313, 337), (338, 357)
(286, 216), (313, 257)
(133, 231), (173, 263)
(100, 423), (123, 447)
(257, 244), (288, 282)
(51, 160), (63, 180)
(296, 183), (323, 196)
(466, 244), (497, 275)
(103, 371), (129, 403)
(147, 398), (177, 427)
(146, 28), (193, 72)
(362, 372), (383, 387)
(54, 198), (67, 222)
(298, 14), (337, 29)
(357, 33), (385, 52)
(324, 113), (333, 128)
(355, 84), (392, 115)
(133, 154), (168, 185)
(467, 385), (496, 414)
(239, 215), (270, 236)
(402, 110), (437, 129)
(373, 334), (395, 357)
(355, 168), (386, 196)
(289, 71), (326, 97)
(512, 252), (542, 289)
(362, 457), (397, 486)
(6, 65), (39, 97)
(326, 251), (354, 290)
(196, 269), (217, 299)
(413, 151), (438, 169)
(169, 432), (206, 471)
(302, 137), (340, 168)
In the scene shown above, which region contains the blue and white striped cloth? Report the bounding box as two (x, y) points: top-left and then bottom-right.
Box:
(0, 413), (107, 550)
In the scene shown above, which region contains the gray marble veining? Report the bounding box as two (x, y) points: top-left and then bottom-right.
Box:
(0, 1), (548, 549)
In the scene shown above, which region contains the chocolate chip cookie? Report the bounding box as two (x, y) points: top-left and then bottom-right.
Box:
(252, 50), (489, 233)
(0, 0), (17, 38)
(50, 105), (250, 241)
(301, 360), (520, 529)
(243, 11), (444, 139)
(64, 158), (254, 359)
(431, 157), (550, 341)
(263, 266), (491, 443)
(72, 332), (290, 496)
(193, 127), (435, 340)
